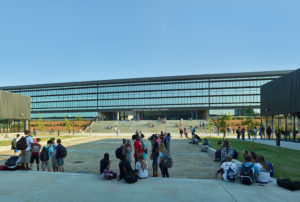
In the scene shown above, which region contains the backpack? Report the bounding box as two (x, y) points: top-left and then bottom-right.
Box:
(124, 170), (137, 184)
(11, 138), (17, 150)
(226, 163), (236, 182)
(40, 147), (49, 161)
(229, 148), (238, 159)
(115, 147), (123, 159)
(240, 164), (254, 185)
(277, 178), (300, 191)
(162, 154), (173, 169)
(16, 136), (28, 150)
(60, 145), (67, 158)
(215, 149), (221, 161)
(5, 156), (21, 170)
(103, 170), (117, 180)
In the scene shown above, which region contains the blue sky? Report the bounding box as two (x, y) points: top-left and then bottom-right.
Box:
(0, 0), (299, 86)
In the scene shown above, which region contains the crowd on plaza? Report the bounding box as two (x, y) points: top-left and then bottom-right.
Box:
(4, 130), (67, 172)
(214, 140), (274, 185)
(100, 131), (172, 183)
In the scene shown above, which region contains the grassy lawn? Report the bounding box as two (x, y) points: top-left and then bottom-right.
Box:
(0, 135), (84, 147)
(206, 137), (300, 181)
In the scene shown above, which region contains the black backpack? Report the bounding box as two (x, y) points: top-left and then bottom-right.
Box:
(16, 136), (28, 150)
(115, 147), (123, 159)
(240, 164), (254, 185)
(226, 164), (236, 182)
(60, 145), (67, 158)
(124, 170), (137, 184)
(277, 178), (300, 191)
(40, 147), (49, 161)
(233, 150), (238, 159)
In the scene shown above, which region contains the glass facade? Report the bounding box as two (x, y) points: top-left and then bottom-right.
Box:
(0, 71), (288, 120)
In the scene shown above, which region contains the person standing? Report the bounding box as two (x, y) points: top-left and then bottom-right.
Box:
(236, 127), (241, 139)
(134, 135), (142, 164)
(259, 125), (265, 139)
(115, 127), (120, 137)
(51, 138), (58, 172)
(179, 128), (183, 138)
(11, 134), (20, 156)
(165, 133), (171, 154)
(56, 139), (66, 172)
(253, 127), (257, 140)
(125, 140), (132, 166)
(30, 138), (41, 171)
(241, 127), (246, 140)
(20, 130), (34, 170)
(267, 126), (272, 140)
(158, 143), (169, 178)
(150, 135), (159, 177)
(33, 128), (37, 137)
(41, 140), (54, 172)
(184, 128), (188, 138)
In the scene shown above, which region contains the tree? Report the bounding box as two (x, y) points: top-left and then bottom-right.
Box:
(76, 114), (83, 132)
(207, 117), (215, 135)
(64, 117), (72, 133)
(216, 114), (232, 139)
(37, 114), (45, 132)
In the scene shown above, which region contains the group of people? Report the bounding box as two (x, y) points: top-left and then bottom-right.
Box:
(11, 130), (67, 172)
(100, 131), (172, 182)
(215, 140), (274, 185)
(235, 125), (268, 140)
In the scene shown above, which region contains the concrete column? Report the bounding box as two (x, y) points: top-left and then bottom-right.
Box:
(116, 112), (120, 120)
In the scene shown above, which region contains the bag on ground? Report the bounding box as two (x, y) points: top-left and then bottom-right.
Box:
(40, 147), (49, 161)
(16, 136), (28, 150)
(5, 156), (21, 170)
(162, 154), (173, 169)
(103, 170), (117, 180)
(60, 145), (67, 158)
(124, 171), (137, 184)
(277, 178), (300, 191)
(240, 164), (254, 185)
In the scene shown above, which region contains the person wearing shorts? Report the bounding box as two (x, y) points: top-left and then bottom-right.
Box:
(30, 138), (41, 171)
(20, 130), (34, 170)
(51, 138), (58, 172)
(41, 140), (53, 172)
(55, 139), (65, 172)
(150, 135), (159, 177)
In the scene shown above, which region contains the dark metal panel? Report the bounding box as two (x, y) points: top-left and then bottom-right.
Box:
(0, 70), (291, 90)
(261, 68), (300, 116)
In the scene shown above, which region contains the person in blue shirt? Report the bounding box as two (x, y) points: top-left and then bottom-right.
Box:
(239, 155), (258, 183)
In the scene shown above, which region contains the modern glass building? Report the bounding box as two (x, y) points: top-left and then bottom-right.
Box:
(0, 70), (291, 120)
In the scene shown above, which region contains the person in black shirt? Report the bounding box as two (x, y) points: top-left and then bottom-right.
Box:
(100, 153), (111, 174)
(118, 155), (133, 180)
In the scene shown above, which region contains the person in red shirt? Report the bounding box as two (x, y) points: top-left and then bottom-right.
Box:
(30, 138), (41, 171)
(134, 135), (143, 164)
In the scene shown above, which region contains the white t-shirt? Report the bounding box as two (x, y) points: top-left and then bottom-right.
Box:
(255, 163), (270, 183)
(25, 135), (34, 151)
(135, 161), (148, 179)
(221, 162), (237, 181)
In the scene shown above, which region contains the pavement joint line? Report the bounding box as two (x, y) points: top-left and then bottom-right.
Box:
(219, 181), (238, 202)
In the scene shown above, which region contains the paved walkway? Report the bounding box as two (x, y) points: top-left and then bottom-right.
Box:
(0, 171), (299, 202)
(245, 139), (300, 151)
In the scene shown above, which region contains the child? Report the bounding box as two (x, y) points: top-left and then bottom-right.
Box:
(255, 155), (270, 183)
(100, 153), (117, 180)
(216, 155), (237, 182)
(239, 155), (258, 185)
(118, 155), (133, 181)
(55, 139), (66, 172)
(30, 138), (41, 171)
(11, 134), (20, 156)
(135, 154), (148, 179)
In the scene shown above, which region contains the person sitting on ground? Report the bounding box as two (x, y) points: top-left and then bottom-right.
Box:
(239, 155), (258, 184)
(242, 150), (249, 163)
(203, 138), (210, 146)
(135, 154), (148, 179)
(150, 135), (159, 177)
(41, 140), (54, 172)
(30, 138), (41, 171)
(214, 141), (223, 162)
(55, 139), (65, 172)
(221, 140), (231, 162)
(250, 151), (257, 163)
(118, 155), (133, 181)
(255, 155), (270, 183)
(216, 155), (237, 182)
(158, 142), (169, 178)
(100, 153), (117, 180)
(265, 160), (274, 177)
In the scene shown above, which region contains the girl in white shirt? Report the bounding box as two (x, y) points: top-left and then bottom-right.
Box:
(255, 155), (270, 183)
(135, 154), (148, 179)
